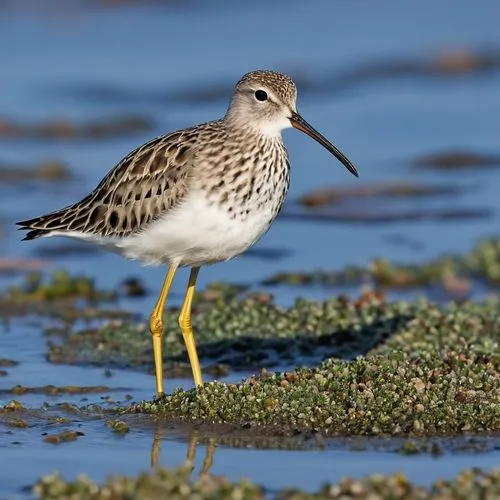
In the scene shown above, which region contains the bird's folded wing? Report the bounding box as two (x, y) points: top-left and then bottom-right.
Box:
(17, 129), (199, 239)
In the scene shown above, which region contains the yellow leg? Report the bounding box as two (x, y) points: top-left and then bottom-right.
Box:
(150, 264), (178, 396)
(179, 267), (203, 386)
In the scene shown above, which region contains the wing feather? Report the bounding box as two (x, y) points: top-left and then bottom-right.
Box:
(17, 128), (199, 239)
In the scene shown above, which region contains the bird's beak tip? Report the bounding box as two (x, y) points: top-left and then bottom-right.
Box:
(289, 112), (359, 178)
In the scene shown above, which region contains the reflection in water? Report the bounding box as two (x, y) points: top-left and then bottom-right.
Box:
(150, 427), (162, 469)
(151, 426), (217, 475)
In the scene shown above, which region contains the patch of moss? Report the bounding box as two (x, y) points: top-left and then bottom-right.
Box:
(369, 299), (500, 358)
(46, 292), (409, 370)
(1, 400), (26, 412)
(262, 237), (500, 289)
(33, 467), (500, 499)
(397, 440), (443, 456)
(0, 402), (85, 434)
(47, 417), (71, 425)
(107, 419), (130, 433)
(6, 270), (115, 302)
(0, 270), (128, 319)
(46, 285), (500, 385)
(134, 349), (499, 435)
(130, 297), (500, 436)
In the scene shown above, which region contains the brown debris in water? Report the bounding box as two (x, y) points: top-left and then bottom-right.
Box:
(298, 183), (462, 208)
(0, 358), (18, 367)
(0, 160), (71, 182)
(0, 115), (153, 140)
(433, 48), (500, 74)
(6, 417), (29, 428)
(43, 430), (84, 444)
(413, 150), (500, 170)
(2, 385), (111, 396)
(289, 181), (490, 224)
(119, 277), (147, 297)
(282, 207), (491, 224)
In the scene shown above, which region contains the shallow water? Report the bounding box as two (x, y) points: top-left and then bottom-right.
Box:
(1, 0), (500, 497)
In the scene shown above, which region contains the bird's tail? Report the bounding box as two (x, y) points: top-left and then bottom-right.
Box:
(16, 206), (74, 241)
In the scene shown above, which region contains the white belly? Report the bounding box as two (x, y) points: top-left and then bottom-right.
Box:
(114, 192), (276, 266)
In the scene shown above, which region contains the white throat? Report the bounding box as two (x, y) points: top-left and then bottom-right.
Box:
(256, 115), (292, 138)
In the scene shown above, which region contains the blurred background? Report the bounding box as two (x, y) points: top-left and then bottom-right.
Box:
(1, 0), (500, 496)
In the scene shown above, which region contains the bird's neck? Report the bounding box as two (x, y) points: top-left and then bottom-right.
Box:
(224, 113), (285, 141)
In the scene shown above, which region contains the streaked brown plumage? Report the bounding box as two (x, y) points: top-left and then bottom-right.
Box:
(19, 129), (197, 239)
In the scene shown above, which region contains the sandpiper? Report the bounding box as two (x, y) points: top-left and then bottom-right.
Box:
(17, 70), (358, 396)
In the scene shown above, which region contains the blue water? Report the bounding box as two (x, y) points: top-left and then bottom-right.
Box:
(1, 0), (500, 497)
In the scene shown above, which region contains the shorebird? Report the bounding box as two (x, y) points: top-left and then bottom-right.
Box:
(17, 70), (358, 396)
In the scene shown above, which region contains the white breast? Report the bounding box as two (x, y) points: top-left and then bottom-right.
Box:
(114, 190), (277, 267)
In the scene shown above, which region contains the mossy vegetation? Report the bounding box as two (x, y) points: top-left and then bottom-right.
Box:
(0, 269), (126, 319)
(107, 419), (130, 433)
(134, 349), (499, 435)
(262, 238), (500, 289)
(5, 255), (500, 439)
(45, 291), (405, 370)
(6, 270), (115, 303)
(33, 466), (500, 499)
(131, 296), (500, 436)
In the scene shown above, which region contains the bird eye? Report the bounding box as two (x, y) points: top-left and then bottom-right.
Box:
(254, 90), (268, 101)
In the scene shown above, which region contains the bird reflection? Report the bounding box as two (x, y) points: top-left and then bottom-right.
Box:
(151, 426), (216, 475)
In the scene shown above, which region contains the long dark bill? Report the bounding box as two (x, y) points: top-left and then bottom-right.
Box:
(290, 112), (359, 177)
